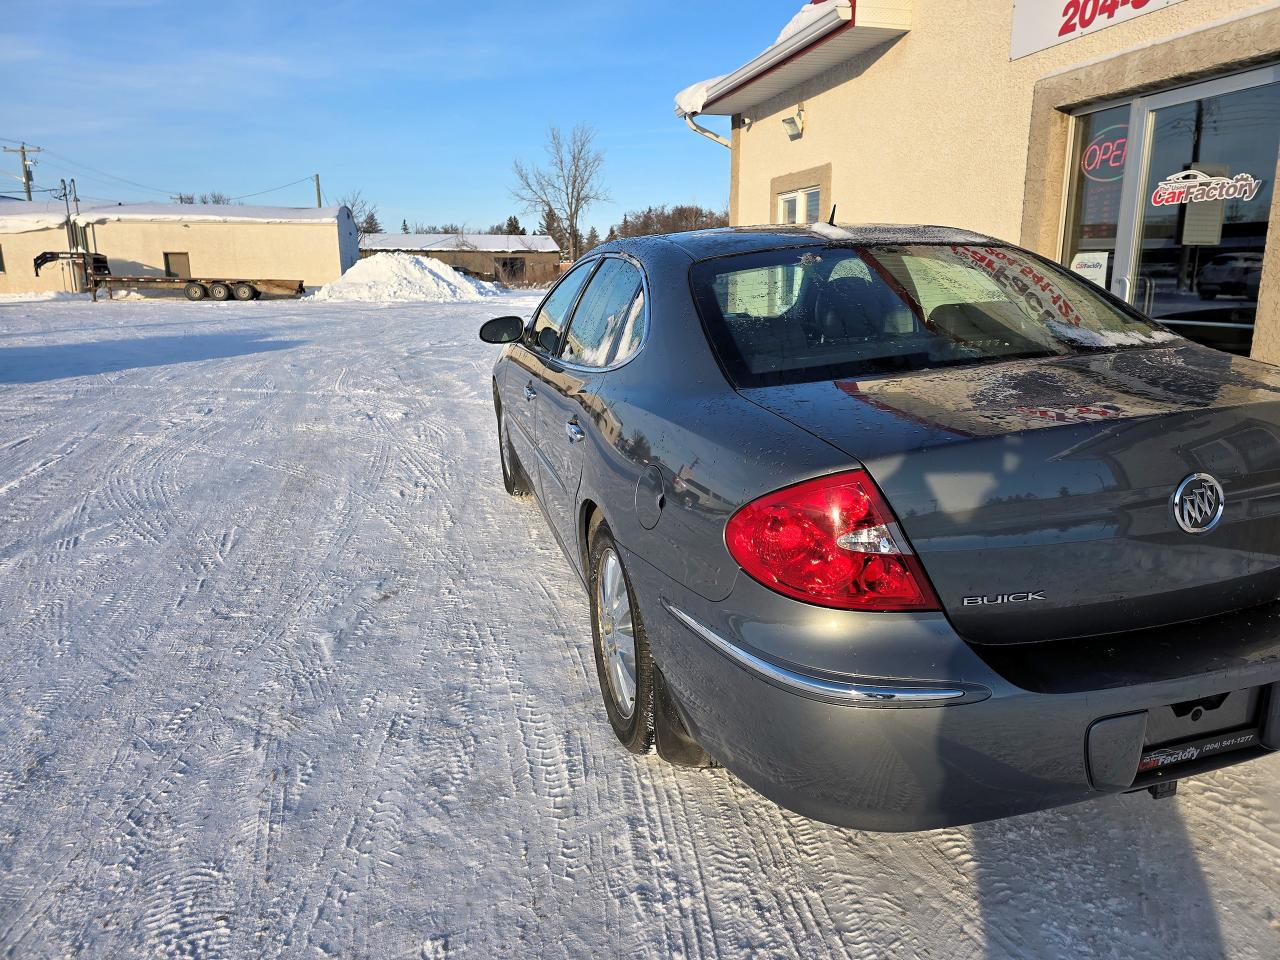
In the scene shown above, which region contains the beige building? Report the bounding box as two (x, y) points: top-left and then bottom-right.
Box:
(676, 0), (1280, 362)
(0, 200), (358, 294)
(360, 233), (561, 284)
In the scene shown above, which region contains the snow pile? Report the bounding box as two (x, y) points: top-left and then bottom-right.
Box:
(775, 0), (847, 43)
(674, 76), (726, 118)
(311, 253), (498, 303)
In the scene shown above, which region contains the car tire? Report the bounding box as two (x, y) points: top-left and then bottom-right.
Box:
(589, 520), (654, 754)
(208, 282), (232, 301)
(495, 399), (531, 497)
(183, 282), (207, 301)
(232, 282), (258, 301)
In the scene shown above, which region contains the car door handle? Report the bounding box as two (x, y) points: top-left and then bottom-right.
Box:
(565, 420), (586, 444)
(524, 383), (537, 401)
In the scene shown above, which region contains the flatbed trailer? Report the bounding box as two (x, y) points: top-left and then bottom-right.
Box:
(33, 250), (305, 301)
(90, 275), (305, 301)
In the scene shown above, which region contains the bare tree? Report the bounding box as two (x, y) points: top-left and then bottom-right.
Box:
(512, 125), (607, 261)
(198, 191), (232, 205)
(339, 190), (381, 238)
(411, 221), (463, 234)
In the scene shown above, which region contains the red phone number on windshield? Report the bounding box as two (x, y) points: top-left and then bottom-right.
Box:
(1059, 0), (1151, 39)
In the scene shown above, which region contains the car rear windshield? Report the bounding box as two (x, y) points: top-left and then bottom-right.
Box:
(690, 243), (1177, 388)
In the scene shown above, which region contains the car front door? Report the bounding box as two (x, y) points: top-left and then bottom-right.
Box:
(536, 257), (644, 559)
(503, 260), (596, 494)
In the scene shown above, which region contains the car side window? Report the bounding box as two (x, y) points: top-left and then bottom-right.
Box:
(611, 285), (646, 365)
(559, 258), (643, 367)
(529, 260), (595, 355)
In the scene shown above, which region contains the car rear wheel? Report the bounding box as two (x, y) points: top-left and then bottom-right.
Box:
(589, 522), (653, 754)
(232, 282), (258, 301)
(183, 282), (207, 301)
(208, 281), (232, 301)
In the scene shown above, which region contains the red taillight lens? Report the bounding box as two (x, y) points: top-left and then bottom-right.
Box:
(725, 470), (940, 612)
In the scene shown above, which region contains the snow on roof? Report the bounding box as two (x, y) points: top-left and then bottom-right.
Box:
(0, 198), (346, 234)
(674, 0), (910, 118)
(360, 233), (560, 254)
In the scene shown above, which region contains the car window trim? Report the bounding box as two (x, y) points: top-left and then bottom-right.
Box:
(552, 251), (651, 374)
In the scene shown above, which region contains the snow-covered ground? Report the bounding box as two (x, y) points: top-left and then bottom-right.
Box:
(0, 295), (1277, 959)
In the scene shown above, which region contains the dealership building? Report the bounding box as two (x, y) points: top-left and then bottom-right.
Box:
(676, 0), (1280, 362)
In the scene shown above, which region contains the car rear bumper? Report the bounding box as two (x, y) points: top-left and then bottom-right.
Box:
(620, 544), (1280, 832)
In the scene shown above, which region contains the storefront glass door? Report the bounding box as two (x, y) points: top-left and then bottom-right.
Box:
(1064, 66), (1280, 354)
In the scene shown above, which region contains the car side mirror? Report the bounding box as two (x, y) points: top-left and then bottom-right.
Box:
(479, 315), (524, 344)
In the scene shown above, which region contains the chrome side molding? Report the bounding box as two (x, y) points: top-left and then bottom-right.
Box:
(663, 602), (987, 708)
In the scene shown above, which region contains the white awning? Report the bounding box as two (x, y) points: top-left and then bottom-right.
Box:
(675, 0), (911, 118)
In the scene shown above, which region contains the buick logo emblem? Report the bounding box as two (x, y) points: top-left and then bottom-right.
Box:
(1171, 473), (1224, 534)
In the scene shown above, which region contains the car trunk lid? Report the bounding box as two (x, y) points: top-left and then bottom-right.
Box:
(741, 344), (1280, 643)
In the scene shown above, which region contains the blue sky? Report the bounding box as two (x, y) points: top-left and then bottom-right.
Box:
(3, 1), (790, 235)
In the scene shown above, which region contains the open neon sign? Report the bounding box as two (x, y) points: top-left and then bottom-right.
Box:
(1081, 124), (1128, 183)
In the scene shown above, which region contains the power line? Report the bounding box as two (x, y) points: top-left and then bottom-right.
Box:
(230, 176), (314, 201)
(5, 136), (321, 206)
(37, 147), (179, 195)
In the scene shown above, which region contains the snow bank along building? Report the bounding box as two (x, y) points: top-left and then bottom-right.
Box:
(359, 233), (561, 284)
(0, 200), (359, 294)
(676, 0), (1280, 362)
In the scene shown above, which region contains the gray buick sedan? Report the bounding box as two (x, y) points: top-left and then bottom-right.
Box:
(479, 224), (1280, 831)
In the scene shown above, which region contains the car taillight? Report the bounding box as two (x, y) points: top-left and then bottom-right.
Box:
(724, 469), (940, 612)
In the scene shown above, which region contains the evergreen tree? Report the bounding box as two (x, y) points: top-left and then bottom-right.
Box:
(359, 211), (383, 235)
(583, 226), (601, 252)
(504, 215), (525, 236)
(401, 219), (409, 234)
(537, 206), (568, 254)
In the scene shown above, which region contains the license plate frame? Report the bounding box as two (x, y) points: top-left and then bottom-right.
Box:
(1138, 726), (1261, 773)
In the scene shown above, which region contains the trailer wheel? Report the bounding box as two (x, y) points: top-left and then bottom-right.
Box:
(232, 282), (259, 301)
(184, 282), (208, 301)
(208, 282), (232, 302)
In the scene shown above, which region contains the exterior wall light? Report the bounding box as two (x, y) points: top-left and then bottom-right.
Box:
(782, 105), (805, 139)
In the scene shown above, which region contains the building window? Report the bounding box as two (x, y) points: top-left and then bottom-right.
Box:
(1062, 67), (1280, 356)
(778, 187), (821, 224)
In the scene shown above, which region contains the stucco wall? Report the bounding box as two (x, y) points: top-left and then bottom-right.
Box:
(731, 0), (1270, 235)
(0, 227), (82, 294)
(0, 217), (349, 294)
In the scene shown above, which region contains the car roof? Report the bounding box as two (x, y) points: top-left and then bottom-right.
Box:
(595, 223), (1003, 262)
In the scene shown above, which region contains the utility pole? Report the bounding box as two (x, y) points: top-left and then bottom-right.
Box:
(314, 173), (322, 208)
(3, 142), (43, 200)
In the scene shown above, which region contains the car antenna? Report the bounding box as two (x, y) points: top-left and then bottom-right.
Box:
(828, 204), (837, 226)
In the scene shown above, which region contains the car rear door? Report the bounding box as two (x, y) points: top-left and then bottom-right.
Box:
(536, 256), (645, 557)
(503, 260), (595, 492)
